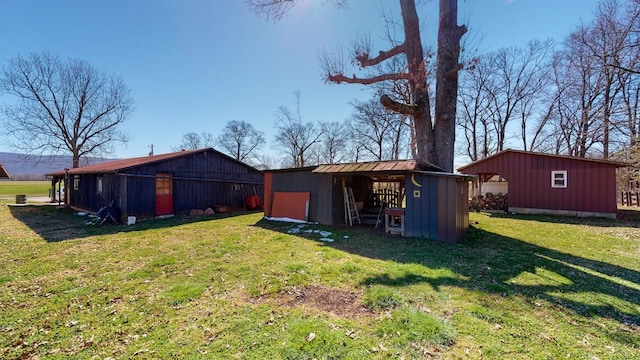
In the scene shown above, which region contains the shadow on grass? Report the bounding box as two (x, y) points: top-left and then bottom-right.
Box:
(475, 208), (640, 229)
(255, 217), (640, 333)
(8, 205), (258, 242)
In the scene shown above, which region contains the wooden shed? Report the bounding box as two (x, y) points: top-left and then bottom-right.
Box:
(457, 149), (626, 219)
(264, 160), (473, 242)
(0, 162), (10, 180)
(46, 148), (264, 221)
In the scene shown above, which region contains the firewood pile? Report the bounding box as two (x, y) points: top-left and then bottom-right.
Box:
(470, 192), (508, 212)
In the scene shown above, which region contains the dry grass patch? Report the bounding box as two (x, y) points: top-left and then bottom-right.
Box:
(251, 285), (373, 319)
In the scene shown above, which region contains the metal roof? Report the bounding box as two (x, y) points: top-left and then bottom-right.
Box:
(457, 148), (627, 172)
(46, 148), (256, 177)
(312, 159), (444, 174)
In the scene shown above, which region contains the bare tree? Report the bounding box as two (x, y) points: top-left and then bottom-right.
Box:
(273, 92), (324, 167)
(172, 132), (215, 151)
(457, 56), (497, 161)
(574, 0), (635, 157)
(549, 34), (607, 158)
(619, 68), (640, 146)
(252, 153), (276, 170)
(595, 0), (640, 75)
(343, 118), (367, 162)
(456, 40), (553, 160)
(318, 121), (347, 164)
(249, 0), (466, 172)
(0, 52), (133, 168)
(216, 120), (265, 162)
(347, 98), (408, 161)
(246, 0), (347, 21)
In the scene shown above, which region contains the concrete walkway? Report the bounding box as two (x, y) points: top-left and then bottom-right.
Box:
(2, 196), (61, 206)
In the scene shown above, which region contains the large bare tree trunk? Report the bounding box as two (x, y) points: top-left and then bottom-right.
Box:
(250, 0), (466, 171)
(434, 0), (466, 172)
(398, 0), (436, 165)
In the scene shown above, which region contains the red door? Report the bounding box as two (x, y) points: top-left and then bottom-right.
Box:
(155, 173), (173, 216)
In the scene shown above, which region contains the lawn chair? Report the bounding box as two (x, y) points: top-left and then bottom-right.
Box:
(98, 200), (120, 225)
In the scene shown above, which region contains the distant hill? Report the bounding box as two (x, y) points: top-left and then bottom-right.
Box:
(0, 152), (116, 180)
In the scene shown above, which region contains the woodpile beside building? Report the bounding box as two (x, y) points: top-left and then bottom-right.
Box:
(469, 192), (508, 212)
(458, 149), (624, 219)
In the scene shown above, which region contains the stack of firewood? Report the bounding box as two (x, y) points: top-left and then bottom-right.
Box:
(469, 192), (508, 211)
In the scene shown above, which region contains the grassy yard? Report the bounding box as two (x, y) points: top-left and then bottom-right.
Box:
(0, 197), (638, 359)
(0, 181), (51, 198)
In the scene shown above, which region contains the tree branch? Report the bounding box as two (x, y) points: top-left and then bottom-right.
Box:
(380, 94), (418, 116)
(355, 44), (405, 68)
(328, 72), (410, 85)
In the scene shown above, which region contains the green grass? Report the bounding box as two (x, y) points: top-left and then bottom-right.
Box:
(362, 285), (405, 310)
(0, 180), (50, 197)
(0, 190), (639, 359)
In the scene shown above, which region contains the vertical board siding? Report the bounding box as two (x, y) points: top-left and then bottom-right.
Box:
(405, 173), (439, 240)
(458, 180), (470, 241)
(68, 149), (263, 220)
(437, 177), (455, 242)
(122, 150), (264, 218)
(461, 151), (618, 215)
(268, 171), (333, 225)
(264, 173), (273, 217)
(269, 169), (470, 242)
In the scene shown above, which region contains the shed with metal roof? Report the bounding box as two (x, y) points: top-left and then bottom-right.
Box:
(264, 160), (473, 242)
(457, 149), (626, 218)
(46, 148), (264, 221)
(0, 162), (10, 180)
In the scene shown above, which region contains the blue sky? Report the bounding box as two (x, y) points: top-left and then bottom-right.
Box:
(0, 0), (601, 162)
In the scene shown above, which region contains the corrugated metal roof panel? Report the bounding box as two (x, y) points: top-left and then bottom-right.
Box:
(313, 159), (443, 174)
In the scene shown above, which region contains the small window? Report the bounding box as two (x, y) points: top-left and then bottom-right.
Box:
(97, 177), (103, 194)
(73, 175), (79, 190)
(551, 170), (567, 188)
(156, 173), (172, 195)
(231, 184), (241, 191)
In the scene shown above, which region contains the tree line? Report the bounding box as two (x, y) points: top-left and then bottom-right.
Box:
(174, 90), (415, 170)
(457, 0), (640, 164)
(3, 0), (638, 181)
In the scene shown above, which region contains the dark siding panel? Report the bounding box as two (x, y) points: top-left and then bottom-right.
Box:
(125, 175), (156, 218)
(70, 174), (96, 211)
(332, 176), (345, 225)
(115, 150), (264, 218)
(264, 173), (273, 217)
(66, 150), (263, 219)
(437, 177), (459, 242)
(316, 174), (334, 225)
(269, 171), (333, 224)
(405, 173), (438, 240)
(127, 151), (263, 185)
(96, 174), (125, 218)
(456, 180), (470, 241)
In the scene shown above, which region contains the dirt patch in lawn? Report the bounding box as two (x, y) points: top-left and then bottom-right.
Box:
(252, 285), (374, 319)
